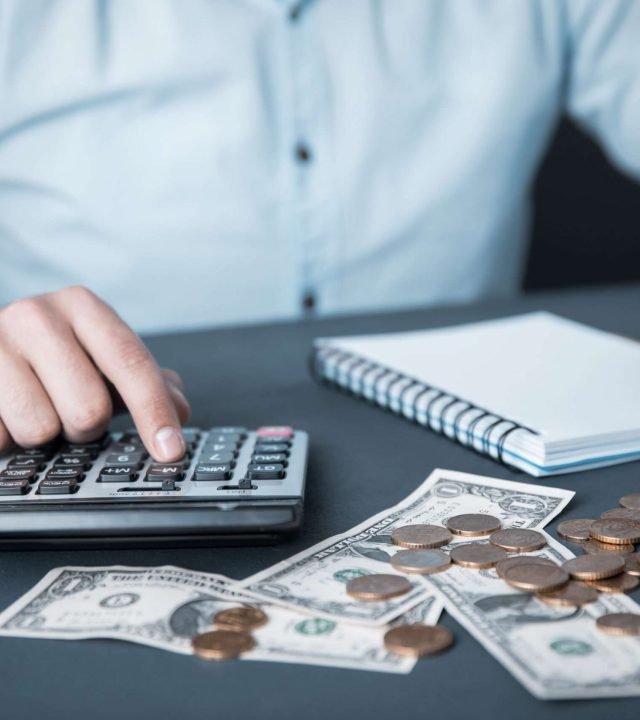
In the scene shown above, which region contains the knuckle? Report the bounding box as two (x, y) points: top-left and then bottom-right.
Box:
(1, 296), (48, 327)
(59, 285), (96, 305)
(67, 396), (112, 435)
(115, 337), (153, 374)
(18, 417), (62, 448)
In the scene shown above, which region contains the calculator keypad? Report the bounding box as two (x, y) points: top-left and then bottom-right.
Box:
(0, 426), (307, 502)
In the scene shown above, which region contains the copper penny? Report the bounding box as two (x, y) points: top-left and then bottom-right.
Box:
(583, 539), (635, 556)
(556, 519), (595, 543)
(391, 524), (453, 549)
(590, 518), (640, 545)
(384, 624), (454, 657)
(391, 549), (451, 575)
(624, 553), (640, 577)
(191, 630), (256, 660)
(495, 555), (557, 580)
(563, 554), (625, 580)
(502, 563), (569, 593)
(582, 573), (640, 594)
(600, 508), (640, 522)
(536, 581), (598, 607)
(449, 543), (507, 569)
(596, 613), (640, 636)
(489, 528), (546, 553)
(619, 494), (640, 511)
(346, 574), (412, 601)
(214, 607), (268, 632)
(445, 514), (502, 537)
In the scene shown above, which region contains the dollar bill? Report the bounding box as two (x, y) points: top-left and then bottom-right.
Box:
(0, 564), (442, 674)
(239, 468), (574, 626)
(423, 531), (640, 699)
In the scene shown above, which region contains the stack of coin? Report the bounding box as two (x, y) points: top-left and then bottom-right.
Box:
(191, 606), (269, 661)
(554, 493), (640, 635)
(554, 497), (640, 596)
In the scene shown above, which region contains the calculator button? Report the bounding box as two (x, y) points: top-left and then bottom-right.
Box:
(104, 452), (145, 468)
(46, 467), (84, 481)
(119, 432), (144, 445)
(0, 479), (30, 495)
(110, 443), (149, 457)
(207, 433), (243, 446)
(8, 457), (46, 470)
(16, 447), (54, 460)
(247, 463), (285, 480)
(66, 434), (110, 453)
(0, 468), (38, 482)
(209, 427), (247, 437)
(146, 465), (183, 482)
(193, 464), (232, 481)
(256, 426), (294, 439)
(39, 478), (78, 494)
(54, 455), (92, 470)
(200, 443), (239, 456)
(254, 435), (291, 445)
(254, 443), (290, 454)
(61, 446), (100, 459)
(199, 451), (236, 466)
(252, 453), (288, 466)
(99, 466), (137, 483)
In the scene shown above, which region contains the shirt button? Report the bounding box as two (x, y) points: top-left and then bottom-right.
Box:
(295, 142), (312, 163)
(302, 292), (316, 312)
(289, 4), (302, 21)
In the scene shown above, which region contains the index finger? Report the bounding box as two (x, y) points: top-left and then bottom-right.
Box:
(56, 287), (186, 462)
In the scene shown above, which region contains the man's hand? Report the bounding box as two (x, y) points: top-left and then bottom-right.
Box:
(0, 286), (190, 461)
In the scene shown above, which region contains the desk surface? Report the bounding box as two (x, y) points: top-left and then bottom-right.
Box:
(1, 284), (639, 720)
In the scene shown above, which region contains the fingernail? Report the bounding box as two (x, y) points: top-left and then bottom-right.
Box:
(154, 426), (185, 461)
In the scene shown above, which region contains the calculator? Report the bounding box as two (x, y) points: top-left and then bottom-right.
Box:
(0, 426), (308, 547)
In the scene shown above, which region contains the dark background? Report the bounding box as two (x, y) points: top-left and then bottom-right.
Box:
(526, 117), (640, 290)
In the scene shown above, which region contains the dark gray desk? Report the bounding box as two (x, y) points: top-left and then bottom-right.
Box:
(1, 284), (639, 720)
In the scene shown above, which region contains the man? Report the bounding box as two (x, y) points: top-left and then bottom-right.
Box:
(0, 0), (638, 460)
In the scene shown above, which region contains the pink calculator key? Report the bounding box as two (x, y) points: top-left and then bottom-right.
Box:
(256, 426), (294, 438)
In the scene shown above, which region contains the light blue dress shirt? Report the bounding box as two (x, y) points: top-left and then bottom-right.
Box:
(0, 0), (639, 332)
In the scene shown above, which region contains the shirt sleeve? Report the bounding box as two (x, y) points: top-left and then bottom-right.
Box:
(564, 0), (640, 179)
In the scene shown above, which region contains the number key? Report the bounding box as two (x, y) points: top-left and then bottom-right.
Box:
(247, 463), (285, 480)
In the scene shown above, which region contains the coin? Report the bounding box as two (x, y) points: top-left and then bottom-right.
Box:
(346, 574), (412, 601)
(619, 494), (640, 511)
(391, 524), (453, 549)
(600, 508), (640, 521)
(383, 624), (454, 657)
(596, 612), (640, 636)
(589, 518), (640, 545)
(449, 543), (508, 568)
(214, 607), (268, 632)
(536, 581), (598, 607)
(503, 563), (569, 592)
(556, 519), (594, 543)
(445, 513), (501, 537)
(391, 549), (451, 574)
(562, 554), (625, 580)
(191, 630), (256, 660)
(489, 528), (546, 552)
(582, 573), (640, 594)
(624, 553), (640, 577)
(495, 555), (557, 579)
(582, 538), (635, 556)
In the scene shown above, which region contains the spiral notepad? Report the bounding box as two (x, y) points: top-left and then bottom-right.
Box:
(310, 312), (640, 477)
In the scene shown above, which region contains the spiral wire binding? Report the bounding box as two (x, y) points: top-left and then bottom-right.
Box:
(310, 346), (538, 470)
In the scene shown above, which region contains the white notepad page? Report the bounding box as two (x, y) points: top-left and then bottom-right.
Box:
(317, 313), (640, 476)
